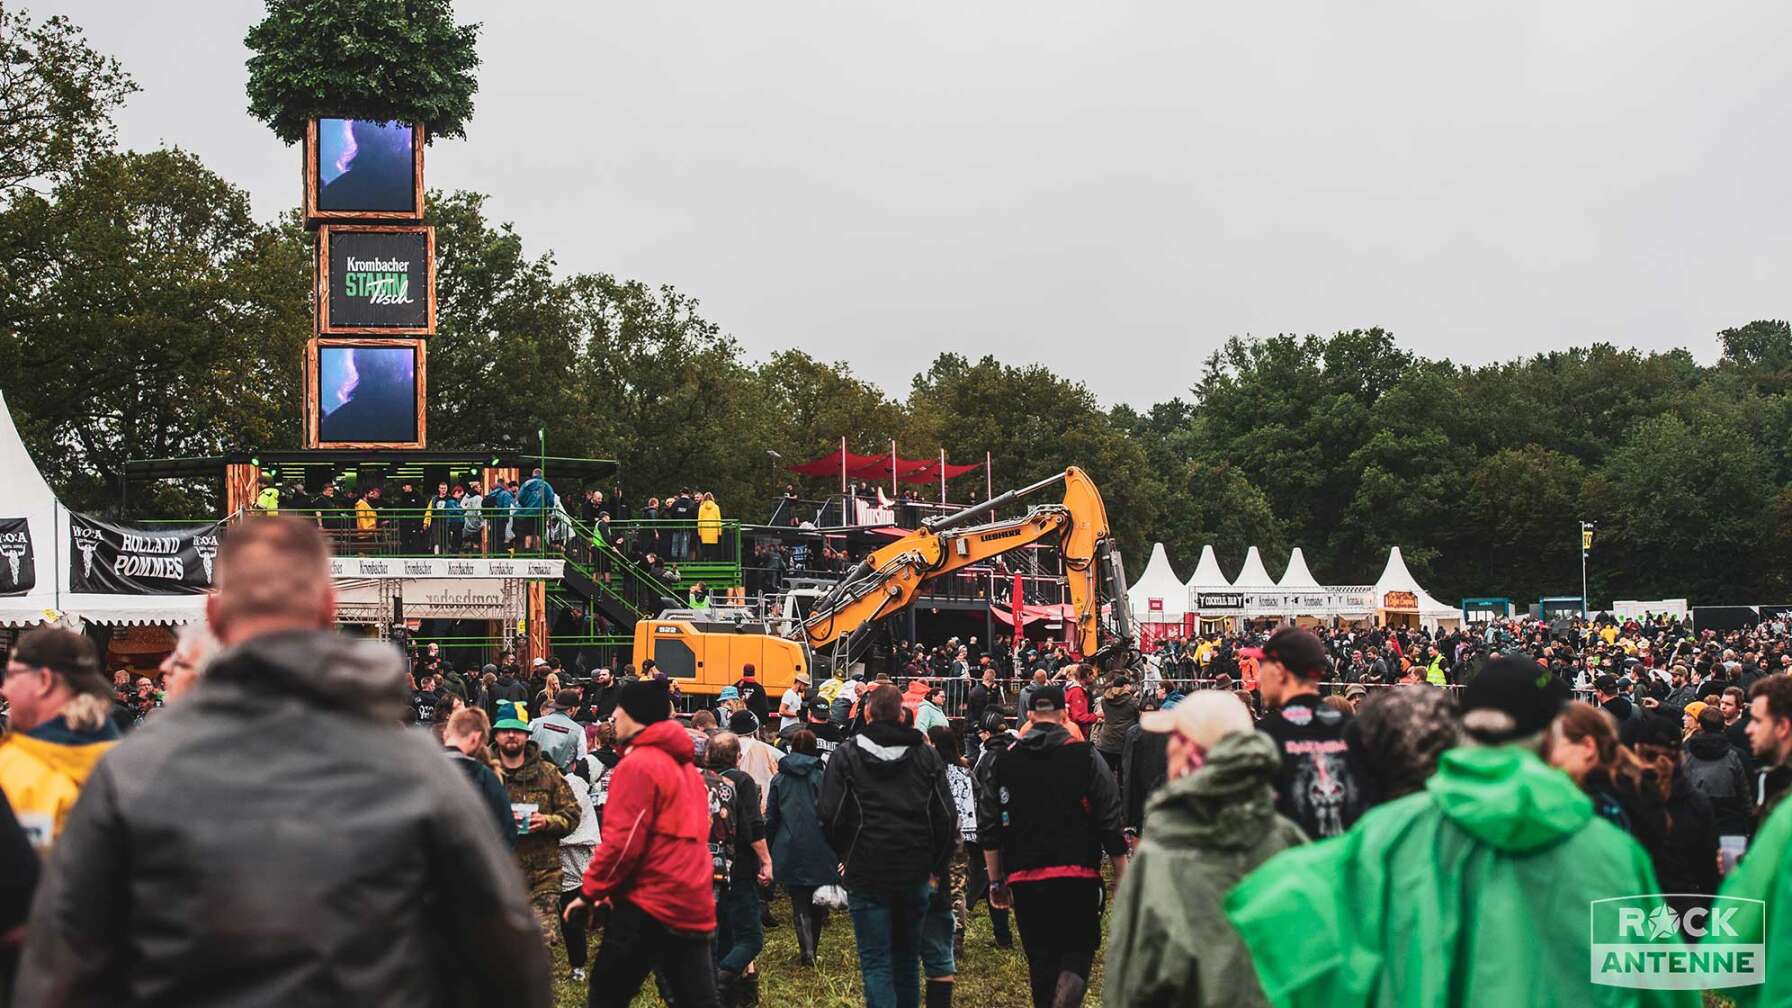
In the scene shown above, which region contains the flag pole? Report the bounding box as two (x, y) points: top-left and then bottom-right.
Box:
(939, 448), (946, 504)
(890, 438), (897, 495)
(839, 435), (847, 495)
(986, 451), (992, 500)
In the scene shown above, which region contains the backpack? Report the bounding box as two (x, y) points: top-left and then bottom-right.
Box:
(701, 769), (739, 887)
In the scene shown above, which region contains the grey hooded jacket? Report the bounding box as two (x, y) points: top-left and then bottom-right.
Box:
(15, 629), (550, 1007)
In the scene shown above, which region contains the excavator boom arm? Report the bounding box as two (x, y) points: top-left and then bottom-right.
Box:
(799, 467), (1133, 662)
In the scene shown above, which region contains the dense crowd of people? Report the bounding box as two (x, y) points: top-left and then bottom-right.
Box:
(5, 520), (1792, 1006)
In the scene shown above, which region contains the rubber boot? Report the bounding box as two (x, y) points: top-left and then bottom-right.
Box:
(793, 907), (817, 966)
(715, 969), (739, 1008)
(926, 978), (954, 1008)
(738, 971), (760, 1008)
(1050, 971), (1087, 1008)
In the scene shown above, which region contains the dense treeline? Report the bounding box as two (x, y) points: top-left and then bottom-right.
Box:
(1, 11), (1788, 608)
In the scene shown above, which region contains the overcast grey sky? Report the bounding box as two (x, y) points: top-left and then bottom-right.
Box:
(49, 1), (1792, 406)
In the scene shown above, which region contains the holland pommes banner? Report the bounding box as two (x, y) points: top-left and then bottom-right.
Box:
(68, 512), (224, 595)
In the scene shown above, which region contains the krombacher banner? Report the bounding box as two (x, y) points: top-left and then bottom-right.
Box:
(68, 513), (224, 595)
(318, 226), (434, 332)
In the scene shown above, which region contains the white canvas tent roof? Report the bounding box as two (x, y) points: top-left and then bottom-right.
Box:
(1371, 546), (1459, 628)
(1230, 546), (1276, 588)
(0, 390), (208, 627)
(1185, 544), (1230, 591)
(1128, 542), (1187, 620)
(1277, 547), (1322, 589)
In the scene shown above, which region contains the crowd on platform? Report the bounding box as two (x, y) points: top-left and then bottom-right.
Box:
(254, 471), (731, 564)
(5, 519), (1792, 1007)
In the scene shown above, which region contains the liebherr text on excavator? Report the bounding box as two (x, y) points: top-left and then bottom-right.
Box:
(630, 467), (1137, 697)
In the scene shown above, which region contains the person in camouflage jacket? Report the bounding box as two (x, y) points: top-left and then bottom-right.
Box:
(492, 701), (579, 946)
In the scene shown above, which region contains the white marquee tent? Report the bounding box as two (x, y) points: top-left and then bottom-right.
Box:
(1128, 542), (1187, 622)
(1230, 546), (1276, 588)
(1186, 544), (1230, 595)
(1184, 544), (1240, 629)
(1371, 546), (1460, 629)
(0, 390), (208, 628)
(1277, 547), (1322, 590)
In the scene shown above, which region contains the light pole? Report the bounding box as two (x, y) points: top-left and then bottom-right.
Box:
(1579, 521), (1596, 617)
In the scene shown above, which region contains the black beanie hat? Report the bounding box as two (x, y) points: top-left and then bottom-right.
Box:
(617, 679), (670, 726)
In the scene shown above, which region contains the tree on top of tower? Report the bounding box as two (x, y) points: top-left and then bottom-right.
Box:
(244, 0), (480, 144)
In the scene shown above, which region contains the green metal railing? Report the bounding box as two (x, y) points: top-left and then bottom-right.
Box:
(561, 516), (683, 616)
(141, 511), (744, 578)
(143, 506), (568, 558)
(587, 518), (743, 590)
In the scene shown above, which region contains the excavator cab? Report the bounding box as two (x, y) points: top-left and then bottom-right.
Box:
(631, 608), (809, 699)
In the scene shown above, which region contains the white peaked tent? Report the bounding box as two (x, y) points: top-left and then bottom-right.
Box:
(1277, 547), (1322, 589)
(1371, 546), (1460, 629)
(1186, 544), (1230, 593)
(0, 390), (208, 627)
(1185, 543), (1236, 629)
(1230, 545), (1276, 588)
(1128, 542), (1187, 622)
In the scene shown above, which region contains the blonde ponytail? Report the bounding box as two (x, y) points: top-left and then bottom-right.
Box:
(60, 692), (113, 733)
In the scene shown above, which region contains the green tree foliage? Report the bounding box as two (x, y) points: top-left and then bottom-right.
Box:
(1585, 413), (1773, 603)
(564, 272), (766, 511)
(8, 134), (1792, 607)
(0, 7), (136, 199)
(1719, 320), (1792, 371)
(754, 350), (936, 486)
(0, 149), (309, 512)
(8, 6), (1792, 607)
(425, 189), (583, 452)
(1461, 446), (1586, 600)
(1135, 327), (1792, 605)
(907, 354), (1159, 563)
(244, 0), (480, 143)
(1156, 460), (1284, 578)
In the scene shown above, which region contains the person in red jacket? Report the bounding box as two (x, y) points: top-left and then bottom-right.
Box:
(565, 680), (718, 1008)
(1064, 663), (1101, 738)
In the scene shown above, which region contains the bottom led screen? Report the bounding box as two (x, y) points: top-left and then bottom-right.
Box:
(317, 343), (419, 445)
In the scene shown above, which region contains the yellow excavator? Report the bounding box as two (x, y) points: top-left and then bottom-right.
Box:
(630, 466), (1136, 697)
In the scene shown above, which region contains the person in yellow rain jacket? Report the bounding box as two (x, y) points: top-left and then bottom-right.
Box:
(356, 486), (382, 531)
(697, 492), (723, 560)
(0, 627), (119, 854)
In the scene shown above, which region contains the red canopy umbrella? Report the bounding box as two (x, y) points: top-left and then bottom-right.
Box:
(786, 447), (889, 478)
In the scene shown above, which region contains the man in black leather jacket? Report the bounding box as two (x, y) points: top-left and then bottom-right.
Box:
(15, 517), (549, 1007)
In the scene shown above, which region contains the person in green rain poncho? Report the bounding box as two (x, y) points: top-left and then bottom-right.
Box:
(1710, 795), (1792, 1007)
(1225, 657), (1698, 1008)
